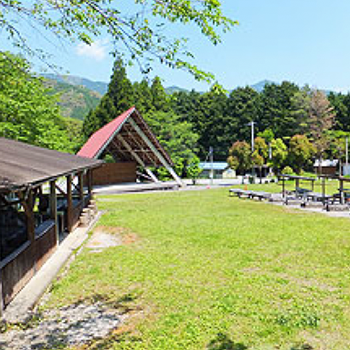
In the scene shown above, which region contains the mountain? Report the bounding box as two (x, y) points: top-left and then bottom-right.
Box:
(165, 86), (190, 94)
(42, 74), (337, 120)
(43, 77), (102, 120)
(250, 80), (276, 92)
(42, 74), (108, 95)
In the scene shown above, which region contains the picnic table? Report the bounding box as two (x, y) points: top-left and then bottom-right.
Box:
(306, 192), (332, 203)
(229, 189), (271, 201)
(278, 175), (316, 198)
(229, 189), (252, 198)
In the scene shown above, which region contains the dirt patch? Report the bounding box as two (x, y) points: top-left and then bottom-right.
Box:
(86, 226), (139, 252)
(0, 302), (127, 350)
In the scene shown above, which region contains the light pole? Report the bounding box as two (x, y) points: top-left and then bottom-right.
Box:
(247, 121), (256, 152)
(209, 146), (214, 186)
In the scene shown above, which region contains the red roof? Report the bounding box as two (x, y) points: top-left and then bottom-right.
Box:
(77, 107), (135, 159)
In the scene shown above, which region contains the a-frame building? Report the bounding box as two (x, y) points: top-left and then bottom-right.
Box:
(78, 107), (183, 186)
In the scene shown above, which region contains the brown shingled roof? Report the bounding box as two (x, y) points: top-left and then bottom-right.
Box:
(0, 137), (102, 192)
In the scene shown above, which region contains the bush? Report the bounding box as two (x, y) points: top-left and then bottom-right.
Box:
(282, 166), (294, 175)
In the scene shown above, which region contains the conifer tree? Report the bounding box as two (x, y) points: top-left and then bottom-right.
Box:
(83, 58), (134, 139)
(134, 79), (154, 115)
(151, 77), (169, 111)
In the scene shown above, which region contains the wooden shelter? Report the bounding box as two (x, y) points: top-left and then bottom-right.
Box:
(319, 175), (350, 204)
(278, 174), (316, 198)
(78, 107), (183, 186)
(0, 138), (101, 314)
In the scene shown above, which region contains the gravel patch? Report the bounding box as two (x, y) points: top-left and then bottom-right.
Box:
(0, 302), (127, 350)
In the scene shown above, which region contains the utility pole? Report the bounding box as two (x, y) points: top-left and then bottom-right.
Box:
(247, 121), (256, 152)
(346, 137), (349, 168)
(209, 146), (214, 186)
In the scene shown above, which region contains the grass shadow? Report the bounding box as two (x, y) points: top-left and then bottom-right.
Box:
(207, 333), (248, 350)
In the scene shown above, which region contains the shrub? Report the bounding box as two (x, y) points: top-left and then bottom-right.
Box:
(282, 166), (294, 175)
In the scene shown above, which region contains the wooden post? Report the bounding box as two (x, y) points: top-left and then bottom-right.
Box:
(282, 176), (286, 198)
(340, 179), (344, 204)
(87, 170), (93, 197)
(295, 178), (299, 191)
(50, 180), (58, 244)
(322, 177), (326, 204)
(66, 175), (73, 233)
(78, 172), (84, 202)
(0, 268), (4, 318)
(26, 190), (35, 243)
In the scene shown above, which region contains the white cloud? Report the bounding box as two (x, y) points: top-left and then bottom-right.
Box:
(76, 39), (109, 61)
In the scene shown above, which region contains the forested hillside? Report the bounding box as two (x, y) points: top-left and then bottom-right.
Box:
(43, 78), (102, 120)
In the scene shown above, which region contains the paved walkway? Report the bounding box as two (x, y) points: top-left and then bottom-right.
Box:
(3, 213), (102, 324)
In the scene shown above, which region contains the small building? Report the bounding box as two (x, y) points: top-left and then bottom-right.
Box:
(314, 159), (339, 176)
(252, 165), (271, 178)
(0, 138), (101, 314)
(199, 162), (235, 179)
(78, 107), (182, 187)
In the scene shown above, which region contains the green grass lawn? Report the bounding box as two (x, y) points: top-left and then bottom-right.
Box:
(47, 189), (350, 350)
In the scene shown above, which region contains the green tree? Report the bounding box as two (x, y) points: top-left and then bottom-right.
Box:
(0, 52), (75, 152)
(288, 135), (315, 174)
(254, 137), (268, 159)
(134, 80), (154, 115)
(1, 1), (236, 82)
(107, 59), (135, 116)
(258, 129), (275, 144)
(83, 58), (134, 139)
(151, 77), (170, 112)
(144, 111), (199, 170)
(260, 81), (300, 138)
(195, 87), (228, 159)
(187, 156), (202, 185)
(226, 87), (261, 142)
(227, 141), (251, 175)
(270, 138), (288, 173)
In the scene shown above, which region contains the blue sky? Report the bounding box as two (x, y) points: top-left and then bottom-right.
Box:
(3, 0), (350, 91)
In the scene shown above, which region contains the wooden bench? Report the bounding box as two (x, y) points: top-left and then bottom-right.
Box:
(250, 191), (272, 201)
(294, 187), (312, 199)
(229, 189), (252, 198)
(306, 192), (332, 203)
(229, 189), (272, 201)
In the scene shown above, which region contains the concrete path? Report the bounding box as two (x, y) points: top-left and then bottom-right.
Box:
(93, 181), (179, 195)
(3, 213), (102, 324)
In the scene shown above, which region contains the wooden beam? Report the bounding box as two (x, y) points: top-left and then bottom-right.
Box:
(87, 170), (93, 195)
(66, 175), (73, 233)
(55, 183), (66, 196)
(117, 134), (159, 183)
(123, 128), (156, 165)
(128, 119), (183, 186)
